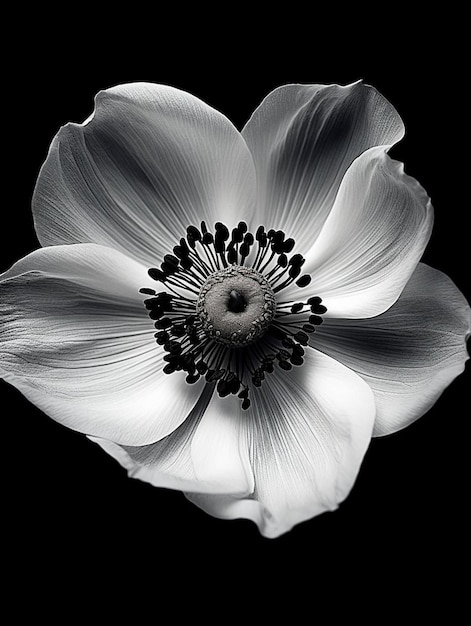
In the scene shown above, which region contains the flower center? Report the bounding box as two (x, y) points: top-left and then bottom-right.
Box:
(196, 266), (275, 346)
(140, 221), (327, 410)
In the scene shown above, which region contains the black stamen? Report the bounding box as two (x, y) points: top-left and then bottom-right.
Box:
(161, 261), (177, 275)
(296, 275), (312, 288)
(155, 331), (169, 345)
(142, 222), (327, 410)
(289, 254), (304, 267)
(294, 331), (309, 345)
(203, 231), (214, 245)
(231, 227), (243, 244)
(278, 254), (288, 268)
(186, 373), (200, 384)
(288, 265), (302, 279)
(173, 246), (187, 260)
(155, 317), (173, 329)
(283, 238), (295, 253)
(302, 324), (316, 333)
(164, 254), (180, 267)
(180, 257), (194, 271)
(239, 242), (250, 259)
(148, 268), (166, 282)
(227, 247), (237, 264)
(187, 225), (202, 241)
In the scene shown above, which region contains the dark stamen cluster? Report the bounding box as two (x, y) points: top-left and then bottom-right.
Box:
(141, 222), (327, 410)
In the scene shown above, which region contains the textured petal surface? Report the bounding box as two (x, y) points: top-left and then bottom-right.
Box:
(90, 385), (254, 496)
(242, 81), (404, 252)
(283, 146), (433, 318)
(312, 263), (471, 436)
(187, 349), (375, 538)
(190, 394), (254, 494)
(33, 82), (256, 267)
(0, 244), (204, 445)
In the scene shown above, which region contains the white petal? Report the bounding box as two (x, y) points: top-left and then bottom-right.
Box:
(33, 82), (256, 267)
(90, 385), (254, 495)
(242, 81), (404, 252)
(283, 146), (433, 318)
(190, 394), (254, 494)
(188, 349), (375, 538)
(313, 263), (471, 436)
(186, 492), (267, 530)
(0, 244), (205, 445)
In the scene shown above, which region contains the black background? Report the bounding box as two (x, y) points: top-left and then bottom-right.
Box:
(4, 21), (469, 606)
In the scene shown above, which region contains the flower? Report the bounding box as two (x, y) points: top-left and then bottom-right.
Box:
(1, 81), (469, 538)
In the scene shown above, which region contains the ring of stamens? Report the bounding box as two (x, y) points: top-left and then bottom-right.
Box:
(196, 266), (275, 346)
(140, 221), (327, 410)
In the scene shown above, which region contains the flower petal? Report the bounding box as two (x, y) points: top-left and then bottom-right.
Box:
(0, 244), (205, 445)
(190, 394), (254, 494)
(33, 82), (256, 267)
(187, 349), (375, 538)
(242, 81), (404, 251)
(90, 384), (254, 496)
(283, 146), (433, 318)
(312, 263), (471, 436)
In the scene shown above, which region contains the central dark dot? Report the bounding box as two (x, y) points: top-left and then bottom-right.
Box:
(227, 289), (247, 313)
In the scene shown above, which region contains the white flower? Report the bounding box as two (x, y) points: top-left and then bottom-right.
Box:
(1, 81), (469, 538)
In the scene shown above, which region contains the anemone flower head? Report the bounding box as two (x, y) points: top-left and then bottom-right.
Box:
(1, 82), (469, 537)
